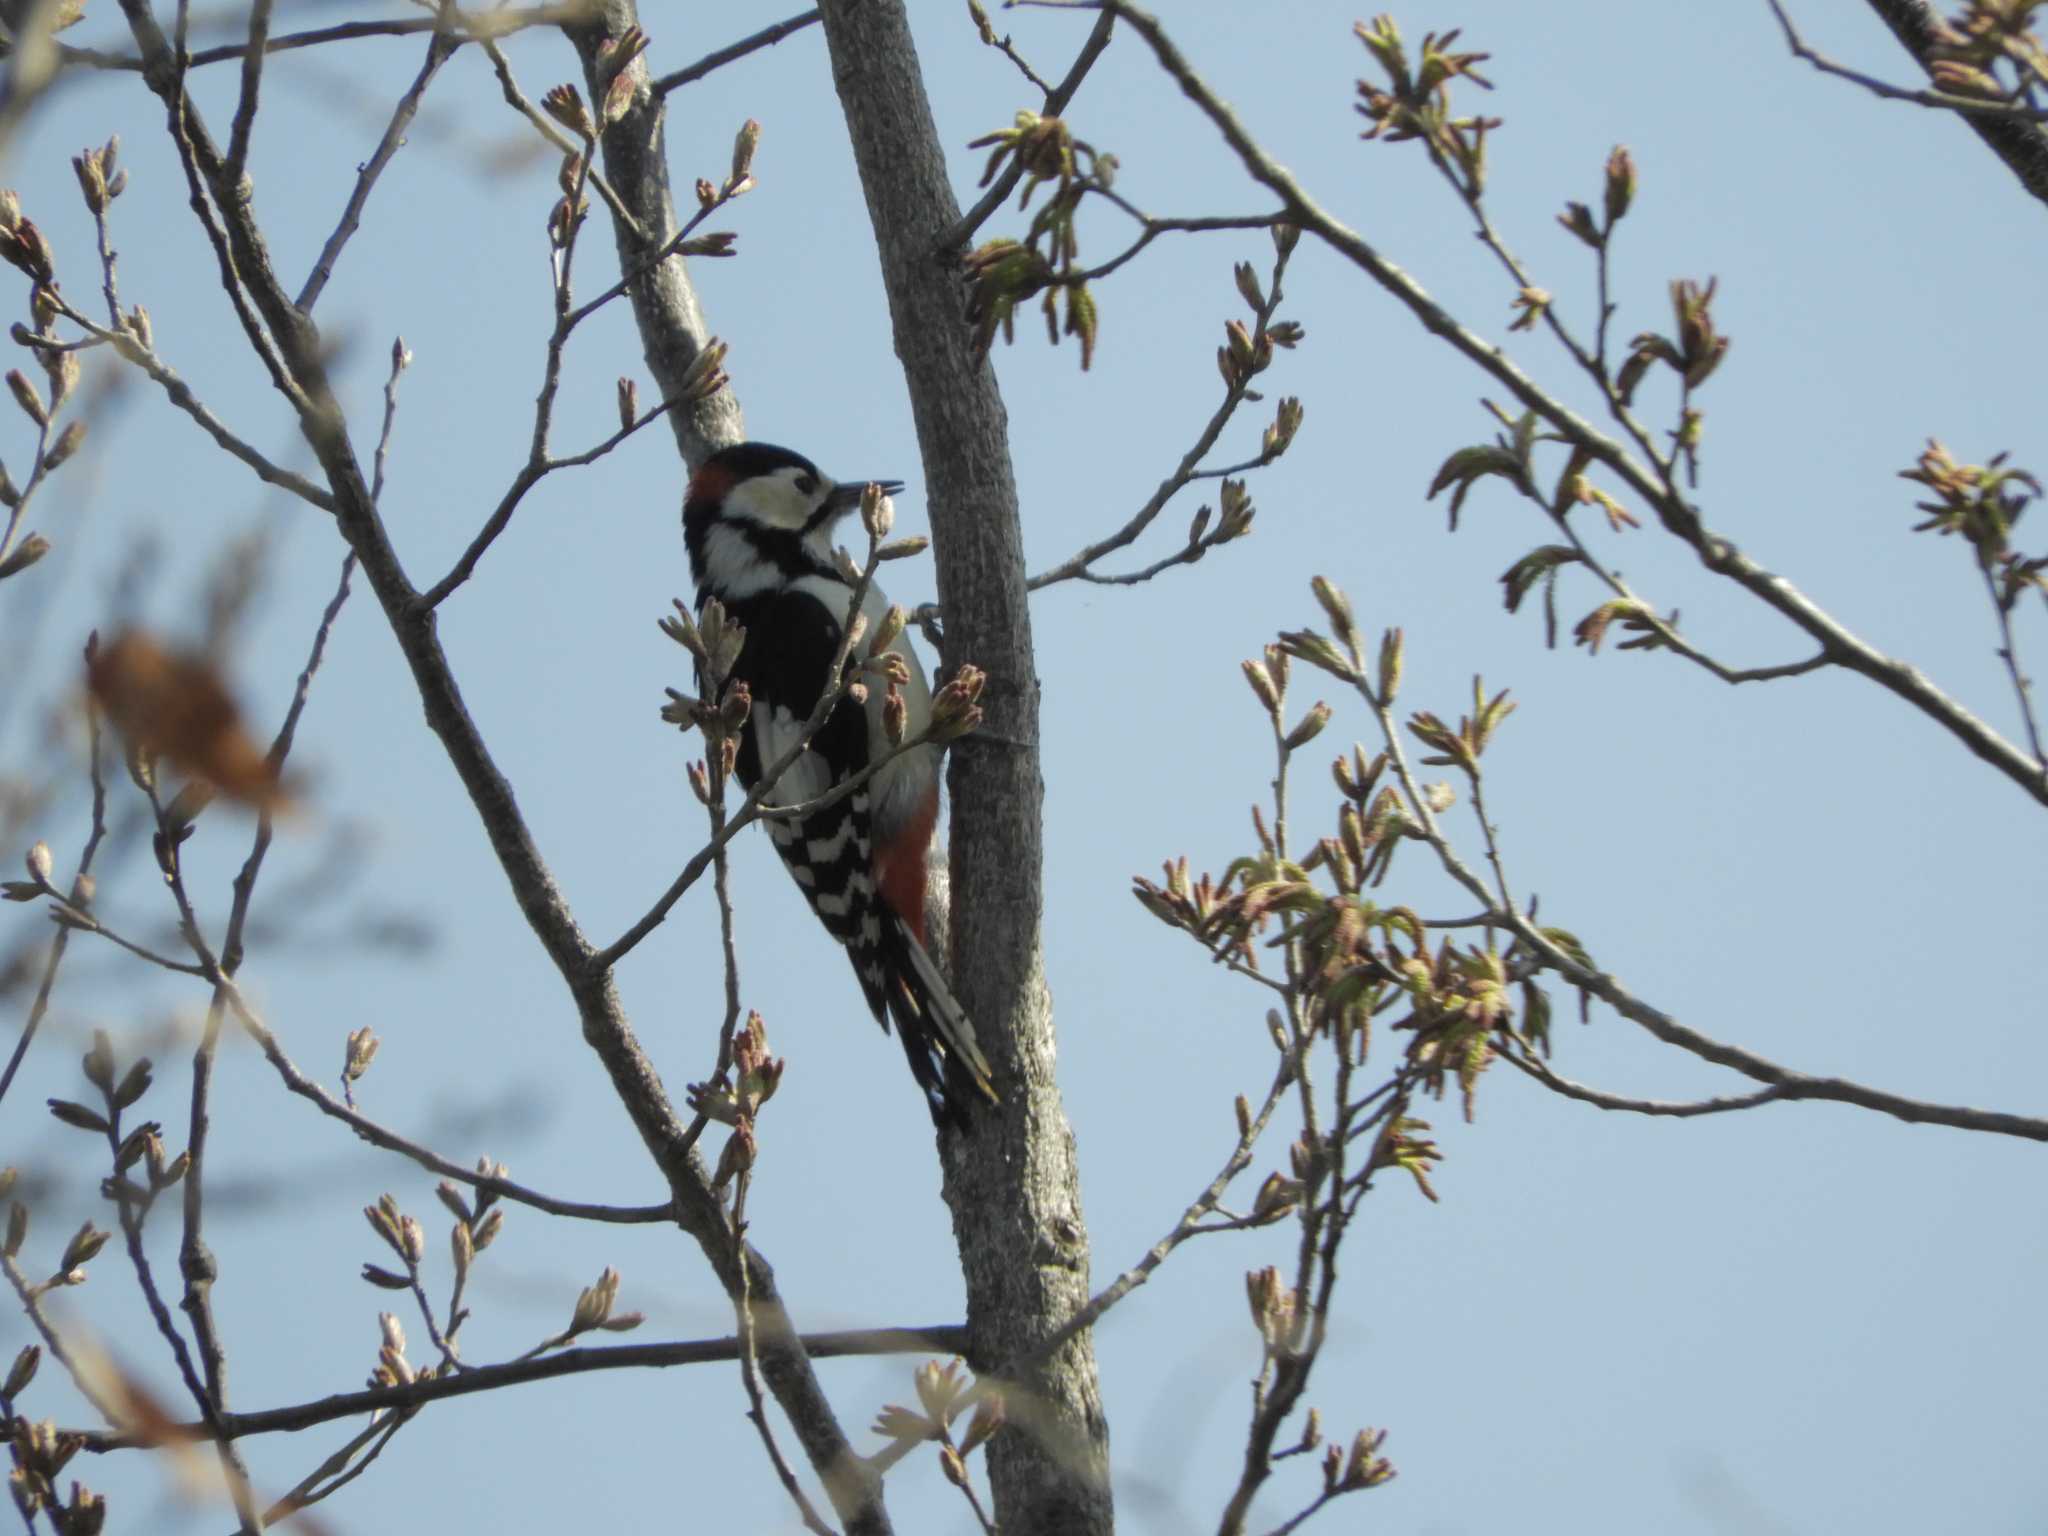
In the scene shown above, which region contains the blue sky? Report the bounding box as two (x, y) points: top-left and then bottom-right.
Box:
(1, 3), (2045, 1532)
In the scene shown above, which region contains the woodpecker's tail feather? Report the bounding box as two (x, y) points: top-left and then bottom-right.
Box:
(879, 914), (999, 1130)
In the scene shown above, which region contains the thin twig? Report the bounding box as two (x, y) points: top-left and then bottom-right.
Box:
(44, 293), (334, 510)
(1029, 242), (1291, 591)
(55, 1326), (968, 1452)
(233, 989), (673, 1221)
(34, 5), (585, 72)
(1499, 1047), (1796, 1118)
(0, 1252), (126, 1426)
(260, 1409), (415, 1525)
(1015, 1052), (1294, 1375)
(1982, 560), (2048, 766)
(0, 684), (107, 1107)
(1764, 0), (2048, 120)
(732, 1175), (840, 1536)
(936, 8), (1117, 250)
(653, 9), (820, 95)
(297, 19), (464, 313)
(223, 0), (274, 176)
(417, 163), (738, 609)
(479, 38), (645, 241)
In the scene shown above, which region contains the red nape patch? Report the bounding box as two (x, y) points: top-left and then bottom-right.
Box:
(873, 784), (941, 944)
(687, 460), (737, 505)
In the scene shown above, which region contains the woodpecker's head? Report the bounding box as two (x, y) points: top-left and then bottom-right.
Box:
(684, 442), (903, 601)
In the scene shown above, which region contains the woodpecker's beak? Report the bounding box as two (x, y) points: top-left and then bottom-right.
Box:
(824, 477), (904, 514)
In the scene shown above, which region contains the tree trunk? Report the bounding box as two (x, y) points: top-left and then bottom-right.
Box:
(817, 3), (1114, 1531)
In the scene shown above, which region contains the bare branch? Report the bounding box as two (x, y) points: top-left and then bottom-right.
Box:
(234, 993), (673, 1222)
(1029, 240), (1290, 590)
(297, 23), (464, 312)
(45, 293), (335, 510)
(1766, 0), (2048, 121)
(653, 9), (821, 95)
(32, 4), (592, 72)
(0, 679), (107, 1108)
(1017, 1052), (1294, 1375)
(57, 1326), (969, 1452)
(223, 0), (274, 175)
(732, 1177), (839, 1536)
(1500, 1046), (1796, 1118)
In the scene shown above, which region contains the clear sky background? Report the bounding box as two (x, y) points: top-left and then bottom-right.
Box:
(1, 3), (2045, 1533)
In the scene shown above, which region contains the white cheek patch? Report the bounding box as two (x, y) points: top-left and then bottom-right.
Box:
(725, 471), (815, 532)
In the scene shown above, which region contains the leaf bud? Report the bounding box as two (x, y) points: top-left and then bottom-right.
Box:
(5, 1344), (39, 1398)
(42, 420), (83, 470)
(1311, 575), (1357, 647)
(860, 481), (894, 541)
(865, 604), (906, 661)
(59, 1222), (108, 1273)
(6, 370), (45, 426)
(541, 83), (595, 140)
(1283, 701), (1331, 751)
(111, 1059), (152, 1111)
(731, 118), (760, 186)
(343, 1026), (380, 1085)
(1557, 200), (1601, 248)
(1233, 260), (1266, 313)
(1377, 626), (1404, 704)
(1241, 658), (1279, 714)
(1603, 145), (1635, 226)
(0, 534), (47, 579)
(71, 151), (106, 214)
(883, 682), (908, 745)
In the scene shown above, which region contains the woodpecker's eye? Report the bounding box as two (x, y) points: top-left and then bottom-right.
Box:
(793, 473), (818, 496)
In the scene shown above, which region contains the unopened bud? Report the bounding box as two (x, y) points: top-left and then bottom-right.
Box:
(24, 841), (50, 885)
(71, 152), (106, 214)
(42, 420), (84, 471)
(866, 604), (906, 659)
(860, 482), (894, 541)
(6, 371), (45, 426)
(1603, 145), (1635, 226)
(1233, 260), (1265, 312)
(343, 1026), (380, 1085)
(0, 533), (45, 579)
(731, 118), (760, 186)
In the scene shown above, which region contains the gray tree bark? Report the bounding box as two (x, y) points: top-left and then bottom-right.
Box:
(816, 3), (1114, 1532)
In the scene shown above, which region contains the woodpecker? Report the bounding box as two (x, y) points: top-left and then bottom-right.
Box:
(683, 441), (997, 1128)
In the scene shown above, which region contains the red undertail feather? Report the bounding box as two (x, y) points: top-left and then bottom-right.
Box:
(873, 782), (940, 943)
